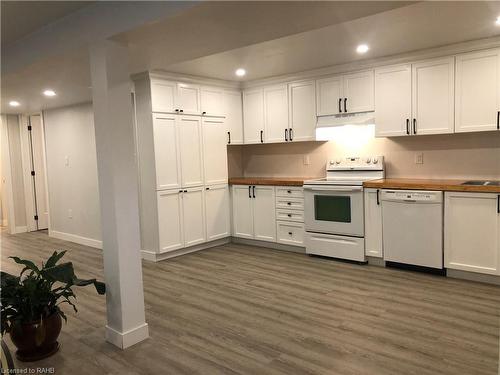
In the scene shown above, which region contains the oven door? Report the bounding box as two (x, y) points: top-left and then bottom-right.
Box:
(304, 185), (364, 237)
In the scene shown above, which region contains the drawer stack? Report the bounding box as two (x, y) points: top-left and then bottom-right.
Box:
(275, 186), (305, 246)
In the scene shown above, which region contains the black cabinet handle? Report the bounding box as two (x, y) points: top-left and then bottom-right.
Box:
(179, 190), (183, 193)
(497, 111), (499, 130)
(260, 130), (263, 143)
(252, 186), (256, 198)
(285, 128), (288, 141)
(227, 131), (231, 144)
(288, 232), (293, 235)
(179, 109), (184, 113)
(287, 214), (292, 217)
(287, 202), (292, 206)
(413, 118), (417, 134)
(248, 186), (251, 198)
(338, 98), (342, 113)
(406, 119), (410, 135)
(287, 190), (291, 194)
(184, 190), (187, 193)
(202, 111), (206, 115)
(344, 98), (347, 113)
(376, 189), (380, 205)
(497, 195), (500, 214)
(175, 109), (179, 112)
(289, 128), (293, 141)
(206, 187), (210, 190)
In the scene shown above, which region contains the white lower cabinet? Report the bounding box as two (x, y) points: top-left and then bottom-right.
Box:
(277, 221), (304, 246)
(205, 185), (230, 241)
(182, 187), (206, 247)
(232, 185), (276, 241)
(445, 192), (500, 275)
(157, 190), (184, 253)
(364, 188), (383, 258)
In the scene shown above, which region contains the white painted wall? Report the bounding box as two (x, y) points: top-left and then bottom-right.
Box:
(43, 102), (102, 246)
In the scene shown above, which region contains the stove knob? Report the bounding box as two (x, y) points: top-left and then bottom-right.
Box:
(372, 157), (378, 164)
(366, 158), (372, 164)
(336, 159), (341, 164)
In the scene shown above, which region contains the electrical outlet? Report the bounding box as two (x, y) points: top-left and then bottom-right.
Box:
(68, 209), (73, 219)
(303, 154), (310, 165)
(415, 152), (424, 164)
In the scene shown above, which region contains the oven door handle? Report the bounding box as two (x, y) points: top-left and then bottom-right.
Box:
(303, 186), (363, 192)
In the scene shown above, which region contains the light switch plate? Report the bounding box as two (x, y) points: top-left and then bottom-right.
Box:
(303, 154), (310, 165)
(415, 152), (424, 164)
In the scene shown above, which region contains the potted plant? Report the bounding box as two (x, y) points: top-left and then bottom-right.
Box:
(1, 250), (105, 362)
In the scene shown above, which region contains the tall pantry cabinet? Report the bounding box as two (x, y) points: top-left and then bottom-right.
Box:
(134, 73), (234, 260)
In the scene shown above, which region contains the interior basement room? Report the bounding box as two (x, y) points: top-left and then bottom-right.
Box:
(1, 1), (500, 374)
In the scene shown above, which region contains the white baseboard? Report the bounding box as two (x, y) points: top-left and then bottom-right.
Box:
(232, 237), (305, 253)
(12, 226), (27, 234)
(49, 230), (103, 249)
(105, 322), (149, 349)
(141, 237), (231, 262)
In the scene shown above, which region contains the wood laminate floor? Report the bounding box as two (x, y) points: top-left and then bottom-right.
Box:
(1, 229), (499, 374)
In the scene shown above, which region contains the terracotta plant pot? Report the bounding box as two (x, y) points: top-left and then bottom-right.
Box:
(9, 312), (62, 362)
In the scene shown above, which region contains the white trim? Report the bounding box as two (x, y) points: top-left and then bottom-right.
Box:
(1, 115), (17, 234)
(38, 112), (51, 232)
(105, 323), (149, 349)
(13, 226), (28, 234)
(132, 71), (241, 90)
(232, 237), (305, 254)
(49, 229), (103, 249)
(19, 115), (37, 232)
(141, 237), (230, 262)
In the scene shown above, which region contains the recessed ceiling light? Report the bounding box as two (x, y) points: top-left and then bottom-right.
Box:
(43, 89), (56, 97)
(235, 68), (246, 77)
(9, 101), (20, 107)
(356, 44), (369, 54)
(496, 16), (500, 25)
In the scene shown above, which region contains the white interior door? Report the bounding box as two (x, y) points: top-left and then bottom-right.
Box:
(253, 186), (276, 242)
(343, 70), (375, 113)
(205, 184), (230, 241)
(316, 76), (343, 116)
(157, 190), (184, 253)
(182, 187), (206, 247)
(264, 85), (289, 143)
(153, 114), (181, 190)
(455, 48), (500, 133)
(202, 117), (228, 185)
(412, 57), (455, 135)
(243, 89), (265, 144)
(232, 185), (254, 239)
(374, 64), (412, 137)
(288, 80), (316, 142)
(178, 116), (204, 187)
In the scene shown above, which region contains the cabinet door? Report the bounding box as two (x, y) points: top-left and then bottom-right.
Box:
(343, 70), (374, 113)
(178, 116), (204, 187)
(182, 187), (206, 247)
(157, 190), (184, 252)
(364, 189), (383, 258)
(455, 49), (500, 133)
(374, 64), (412, 137)
(445, 192), (500, 275)
(243, 89), (265, 144)
(412, 57), (455, 135)
(224, 90), (243, 144)
(232, 185), (254, 239)
(205, 185), (230, 241)
(316, 76), (343, 116)
(151, 80), (176, 113)
(202, 117), (228, 185)
(277, 221), (304, 246)
(264, 85), (289, 143)
(200, 86), (224, 117)
(153, 114), (181, 190)
(253, 186), (276, 242)
(288, 81), (316, 142)
(177, 83), (200, 115)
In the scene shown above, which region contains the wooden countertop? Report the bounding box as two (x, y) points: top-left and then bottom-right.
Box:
(228, 177), (312, 186)
(363, 178), (500, 193)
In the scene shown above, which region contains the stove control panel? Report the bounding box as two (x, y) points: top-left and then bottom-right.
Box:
(328, 156), (384, 171)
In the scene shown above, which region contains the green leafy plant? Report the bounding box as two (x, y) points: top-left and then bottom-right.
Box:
(1, 251), (105, 335)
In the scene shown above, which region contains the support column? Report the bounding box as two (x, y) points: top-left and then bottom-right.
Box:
(89, 40), (148, 349)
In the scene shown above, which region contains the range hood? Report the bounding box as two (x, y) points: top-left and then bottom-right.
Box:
(316, 111), (375, 128)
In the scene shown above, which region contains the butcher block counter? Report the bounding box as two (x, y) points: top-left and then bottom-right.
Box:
(228, 177), (312, 187)
(363, 178), (500, 193)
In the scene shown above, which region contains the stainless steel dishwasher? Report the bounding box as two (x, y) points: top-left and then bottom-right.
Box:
(381, 190), (443, 269)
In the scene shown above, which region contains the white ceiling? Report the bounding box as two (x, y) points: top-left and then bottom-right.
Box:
(3, 1), (500, 114)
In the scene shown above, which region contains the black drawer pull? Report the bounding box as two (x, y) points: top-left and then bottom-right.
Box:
(287, 214), (292, 217)
(287, 202), (292, 206)
(338, 98), (342, 113)
(288, 232), (293, 235)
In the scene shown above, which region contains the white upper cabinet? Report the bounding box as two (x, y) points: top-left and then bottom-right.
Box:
(182, 187), (206, 247)
(455, 48), (500, 133)
(152, 114), (181, 190)
(200, 86), (224, 117)
(202, 117), (228, 185)
(178, 116), (204, 187)
(374, 64), (412, 137)
(288, 80), (316, 142)
(264, 84), (289, 143)
(224, 90), (243, 145)
(412, 57), (455, 135)
(445, 192), (500, 275)
(151, 80), (176, 113)
(315, 70), (374, 116)
(343, 70), (375, 114)
(205, 184), (230, 241)
(316, 76), (342, 116)
(243, 88), (265, 144)
(176, 83), (200, 115)
(157, 190), (184, 253)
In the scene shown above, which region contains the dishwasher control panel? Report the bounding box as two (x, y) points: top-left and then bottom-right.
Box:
(381, 190), (443, 203)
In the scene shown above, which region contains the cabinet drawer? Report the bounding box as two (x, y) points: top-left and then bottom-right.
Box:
(276, 187), (304, 198)
(276, 209), (304, 222)
(277, 221), (304, 246)
(275, 197), (304, 210)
